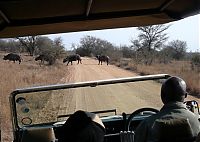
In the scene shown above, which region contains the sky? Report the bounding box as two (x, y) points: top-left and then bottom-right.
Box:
(48, 14), (200, 52)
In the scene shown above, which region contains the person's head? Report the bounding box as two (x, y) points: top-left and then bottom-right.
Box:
(161, 76), (187, 104)
(59, 110), (105, 142)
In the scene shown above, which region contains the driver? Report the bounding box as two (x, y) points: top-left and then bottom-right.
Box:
(58, 110), (105, 142)
(134, 76), (200, 142)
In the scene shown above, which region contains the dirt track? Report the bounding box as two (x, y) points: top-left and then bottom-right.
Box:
(57, 57), (163, 116)
(58, 57), (199, 116)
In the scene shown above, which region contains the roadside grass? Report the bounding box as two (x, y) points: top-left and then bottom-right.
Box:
(0, 53), (68, 141)
(112, 59), (200, 97)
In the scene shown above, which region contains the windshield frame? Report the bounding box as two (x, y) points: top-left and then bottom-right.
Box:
(10, 74), (170, 131)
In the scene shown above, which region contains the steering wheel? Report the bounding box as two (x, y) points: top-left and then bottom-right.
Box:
(126, 108), (159, 131)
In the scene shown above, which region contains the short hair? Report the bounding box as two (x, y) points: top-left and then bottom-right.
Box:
(59, 110), (105, 142)
(161, 76), (187, 104)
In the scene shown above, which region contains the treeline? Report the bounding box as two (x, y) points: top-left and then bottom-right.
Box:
(75, 36), (191, 63)
(0, 36), (67, 64)
(73, 25), (199, 70)
(74, 35), (122, 61)
(0, 24), (199, 69)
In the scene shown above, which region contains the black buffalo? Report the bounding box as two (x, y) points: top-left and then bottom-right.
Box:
(35, 54), (55, 65)
(3, 53), (22, 64)
(96, 55), (109, 65)
(63, 54), (82, 65)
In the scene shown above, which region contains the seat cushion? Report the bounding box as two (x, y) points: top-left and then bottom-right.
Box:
(21, 127), (56, 142)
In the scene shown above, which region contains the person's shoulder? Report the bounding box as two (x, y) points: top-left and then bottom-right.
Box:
(138, 113), (161, 128)
(147, 111), (165, 122)
(184, 110), (199, 119)
(177, 105), (198, 116)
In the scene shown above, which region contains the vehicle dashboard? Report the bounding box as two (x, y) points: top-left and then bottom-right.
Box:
(17, 112), (152, 142)
(10, 75), (200, 142)
(16, 100), (199, 142)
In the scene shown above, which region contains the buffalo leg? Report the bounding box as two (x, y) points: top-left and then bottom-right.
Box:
(41, 60), (44, 65)
(39, 61), (42, 66)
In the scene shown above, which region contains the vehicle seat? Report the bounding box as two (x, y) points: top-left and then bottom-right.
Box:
(150, 118), (195, 142)
(21, 127), (56, 142)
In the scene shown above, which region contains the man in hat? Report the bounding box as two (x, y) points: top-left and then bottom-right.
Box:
(135, 76), (200, 142)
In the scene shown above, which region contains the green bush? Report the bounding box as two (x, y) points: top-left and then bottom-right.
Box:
(191, 53), (200, 67)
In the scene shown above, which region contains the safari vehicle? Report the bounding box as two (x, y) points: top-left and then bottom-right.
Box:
(0, 0), (200, 142)
(9, 75), (200, 142)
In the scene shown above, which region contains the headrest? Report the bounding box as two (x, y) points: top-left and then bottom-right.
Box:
(59, 110), (105, 142)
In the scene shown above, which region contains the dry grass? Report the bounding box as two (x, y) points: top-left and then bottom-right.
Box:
(113, 59), (200, 97)
(0, 52), (69, 141)
(136, 61), (200, 96)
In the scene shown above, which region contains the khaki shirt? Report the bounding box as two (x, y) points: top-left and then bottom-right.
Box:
(134, 102), (200, 142)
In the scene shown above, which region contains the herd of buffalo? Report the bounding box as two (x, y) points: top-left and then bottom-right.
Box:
(2, 53), (110, 66)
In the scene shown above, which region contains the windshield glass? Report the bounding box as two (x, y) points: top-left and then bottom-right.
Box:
(15, 78), (164, 128)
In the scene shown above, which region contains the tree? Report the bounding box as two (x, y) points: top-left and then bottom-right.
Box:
(131, 24), (170, 65)
(36, 36), (53, 51)
(76, 35), (116, 57)
(37, 36), (66, 57)
(191, 52), (200, 71)
(137, 24), (170, 51)
(168, 40), (187, 60)
(52, 37), (66, 59)
(75, 35), (122, 62)
(0, 39), (23, 53)
(76, 35), (95, 56)
(33, 36), (66, 56)
(131, 39), (149, 64)
(17, 36), (40, 56)
(158, 45), (173, 64)
(120, 45), (134, 58)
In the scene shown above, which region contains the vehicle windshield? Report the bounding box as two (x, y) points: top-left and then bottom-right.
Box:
(14, 77), (164, 128)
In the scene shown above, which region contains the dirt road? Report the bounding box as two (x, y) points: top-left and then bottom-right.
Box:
(57, 57), (163, 116)
(39, 57), (199, 122)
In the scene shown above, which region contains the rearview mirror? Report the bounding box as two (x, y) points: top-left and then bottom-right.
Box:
(184, 100), (199, 115)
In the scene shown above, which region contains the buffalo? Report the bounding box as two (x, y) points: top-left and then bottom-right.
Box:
(3, 53), (22, 64)
(96, 55), (109, 65)
(63, 54), (82, 65)
(35, 54), (55, 65)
